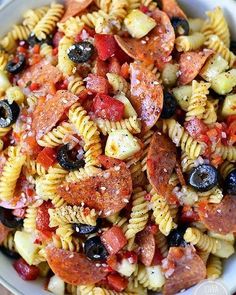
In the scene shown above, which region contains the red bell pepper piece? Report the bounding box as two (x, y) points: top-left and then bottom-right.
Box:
(107, 273), (128, 292)
(86, 74), (109, 94)
(94, 34), (118, 61)
(101, 226), (127, 255)
(36, 147), (56, 169)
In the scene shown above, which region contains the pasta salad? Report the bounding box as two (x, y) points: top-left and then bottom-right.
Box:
(0, 0), (235, 294)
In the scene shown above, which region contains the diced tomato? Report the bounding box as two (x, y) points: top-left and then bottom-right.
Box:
(146, 224), (158, 235)
(93, 93), (124, 121)
(107, 273), (128, 292)
(13, 258), (39, 281)
(52, 47), (58, 56)
(33, 44), (40, 54)
(181, 205), (199, 223)
(92, 58), (109, 77)
(53, 31), (64, 48)
(25, 136), (42, 156)
(94, 34), (118, 61)
(56, 80), (68, 91)
(120, 63), (130, 79)
(171, 247), (184, 260)
(108, 57), (121, 75)
(123, 251), (138, 264)
(144, 193), (151, 201)
(211, 154), (223, 167)
(140, 4), (149, 13)
(227, 120), (236, 145)
(184, 118), (208, 140)
(29, 82), (40, 91)
(36, 147), (57, 169)
(86, 74), (109, 94)
(17, 46), (27, 54)
(98, 155), (123, 169)
(227, 115), (236, 125)
(152, 247), (163, 266)
(36, 201), (55, 232)
(101, 226), (127, 255)
(107, 254), (118, 270)
(29, 54), (42, 66)
(12, 208), (26, 218)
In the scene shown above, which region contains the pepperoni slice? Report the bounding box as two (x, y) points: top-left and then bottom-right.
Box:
(32, 90), (78, 140)
(61, 0), (93, 22)
(0, 222), (10, 244)
(136, 229), (155, 266)
(178, 50), (213, 85)
(115, 8), (175, 66)
(46, 245), (106, 285)
(130, 62), (163, 133)
(147, 132), (176, 198)
(58, 163), (132, 217)
(161, 0), (187, 19)
(198, 195), (236, 234)
(18, 60), (62, 94)
(98, 155), (123, 169)
(163, 247), (206, 295)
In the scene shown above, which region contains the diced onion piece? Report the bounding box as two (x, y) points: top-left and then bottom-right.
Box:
(211, 69), (236, 95)
(222, 94), (236, 116)
(0, 70), (11, 93)
(105, 130), (141, 160)
(124, 10), (156, 39)
(47, 275), (65, 295)
(115, 93), (137, 118)
(173, 85), (192, 111)
(146, 265), (165, 288)
(117, 258), (136, 277)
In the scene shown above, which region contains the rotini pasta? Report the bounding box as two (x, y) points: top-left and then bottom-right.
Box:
(23, 6), (49, 30)
(49, 205), (97, 227)
(0, 50), (8, 71)
(175, 32), (205, 52)
(202, 7), (230, 47)
(163, 119), (203, 159)
(2, 232), (17, 253)
(140, 129), (154, 172)
(189, 18), (204, 33)
(206, 255), (222, 279)
(106, 73), (130, 95)
(6, 86), (25, 104)
(57, 16), (84, 38)
(53, 224), (80, 252)
(155, 231), (169, 258)
(219, 161), (235, 179)
(40, 43), (53, 57)
(67, 75), (86, 96)
(214, 144), (236, 162)
(66, 166), (102, 182)
(58, 36), (76, 76)
(202, 99), (218, 124)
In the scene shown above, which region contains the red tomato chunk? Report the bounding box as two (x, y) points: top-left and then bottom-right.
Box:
(36, 201), (55, 232)
(93, 93), (124, 121)
(86, 74), (109, 94)
(107, 273), (128, 292)
(101, 226), (127, 255)
(36, 148), (57, 169)
(13, 258), (39, 281)
(94, 34), (118, 61)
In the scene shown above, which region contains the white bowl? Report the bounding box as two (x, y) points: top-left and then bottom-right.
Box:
(0, 0), (235, 294)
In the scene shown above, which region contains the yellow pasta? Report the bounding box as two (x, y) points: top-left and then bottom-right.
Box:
(202, 99), (218, 124)
(66, 166), (102, 182)
(106, 73), (130, 95)
(109, 0), (129, 20)
(23, 6), (49, 30)
(94, 0), (112, 13)
(0, 127), (11, 138)
(202, 7), (230, 47)
(68, 75), (86, 96)
(40, 43), (53, 57)
(197, 249), (210, 264)
(6, 86), (25, 104)
(207, 255), (222, 279)
(129, 161), (146, 187)
(189, 18), (204, 33)
(0, 50), (8, 71)
(219, 161), (235, 179)
(58, 36), (76, 76)
(155, 231), (169, 258)
(175, 32), (205, 52)
(140, 130), (154, 172)
(57, 16), (84, 38)
(53, 224), (80, 252)
(214, 144), (236, 162)
(141, 0), (157, 11)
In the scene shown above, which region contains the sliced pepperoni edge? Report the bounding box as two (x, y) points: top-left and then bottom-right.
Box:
(178, 49), (213, 85)
(163, 246), (206, 295)
(136, 229), (156, 266)
(46, 245), (107, 285)
(198, 195), (236, 234)
(32, 90), (79, 140)
(115, 8), (175, 66)
(58, 163), (132, 217)
(60, 0), (93, 22)
(161, 0), (187, 19)
(130, 62), (163, 133)
(147, 132), (176, 198)
(98, 155), (123, 169)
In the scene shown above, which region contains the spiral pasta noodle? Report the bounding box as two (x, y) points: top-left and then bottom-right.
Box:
(175, 32), (205, 52)
(37, 122), (74, 148)
(81, 10), (109, 28)
(128, 0), (141, 10)
(186, 80), (210, 121)
(197, 249), (210, 264)
(0, 33), (17, 53)
(58, 36), (76, 76)
(205, 35), (236, 68)
(49, 205), (97, 227)
(57, 16), (84, 38)
(219, 161), (235, 179)
(95, 116), (141, 136)
(106, 73), (130, 95)
(202, 99), (218, 124)
(33, 3), (64, 40)
(40, 43), (53, 57)
(23, 205), (38, 233)
(129, 161), (146, 187)
(66, 166), (102, 182)
(23, 6), (49, 30)
(25, 159), (47, 176)
(189, 18), (204, 33)
(53, 224), (80, 252)
(206, 255), (222, 279)
(94, 0), (112, 13)
(202, 7), (230, 47)
(163, 119), (203, 159)
(0, 50), (8, 71)
(109, 0), (129, 20)
(125, 188), (149, 240)
(198, 186), (223, 204)
(0, 127), (11, 138)
(155, 231), (169, 258)
(181, 152), (197, 173)
(150, 190), (176, 236)
(214, 145), (236, 162)
(67, 75), (86, 96)
(0, 147), (26, 201)
(140, 130), (154, 172)
(141, 0), (157, 11)
(134, 265), (161, 291)
(184, 227), (220, 254)
(2, 232), (17, 253)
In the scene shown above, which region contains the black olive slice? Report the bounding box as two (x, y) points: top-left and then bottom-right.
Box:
(225, 169), (236, 195)
(171, 17), (189, 36)
(230, 40), (236, 55)
(68, 42), (94, 63)
(0, 246), (20, 259)
(57, 144), (85, 171)
(6, 54), (26, 74)
(188, 164), (219, 192)
(73, 219), (102, 235)
(0, 100), (20, 128)
(0, 207), (23, 229)
(84, 236), (108, 261)
(161, 91), (177, 119)
(167, 225), (188, 247)
(27, 33), (53, 47)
